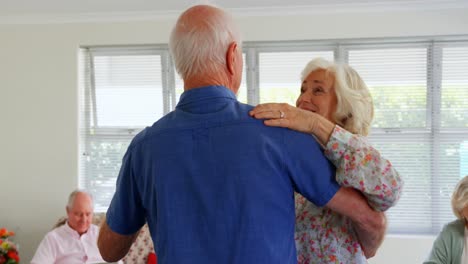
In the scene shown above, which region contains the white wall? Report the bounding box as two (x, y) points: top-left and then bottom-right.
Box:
(1, 8), (467, 263)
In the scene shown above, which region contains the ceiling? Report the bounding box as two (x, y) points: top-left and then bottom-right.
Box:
(1, 0), (467, 23)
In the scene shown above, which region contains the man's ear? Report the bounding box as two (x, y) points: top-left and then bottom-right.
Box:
(226, 42), (238, 76)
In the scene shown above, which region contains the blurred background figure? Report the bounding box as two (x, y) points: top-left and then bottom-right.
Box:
(425, 175), (468, 264)
(31, 190), (120, 264)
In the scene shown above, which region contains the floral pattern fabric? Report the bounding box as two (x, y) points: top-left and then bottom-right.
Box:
(295, 125), (403, 264)
(324, 126), (403, 211)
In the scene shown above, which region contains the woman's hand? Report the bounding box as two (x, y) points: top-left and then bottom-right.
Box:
(249, 103), (318, 134)
(249, 103), (335, 145)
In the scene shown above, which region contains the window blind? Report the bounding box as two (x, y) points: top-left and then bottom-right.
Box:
(93, 54), (163, 127)
(79, 39), (468, 235)
(441, 46), (468, 128)
(348, 45), (433, 233)
(79, 47), (172, 212)
(346, 43), (468, 233)
(258, 51), (334, 106)
(348, 47), (428, 128)
(434, 44), (468, 230)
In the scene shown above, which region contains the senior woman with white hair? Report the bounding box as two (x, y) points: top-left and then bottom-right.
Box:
(425, 175), (468, 264)
(250, 58), (404, 263)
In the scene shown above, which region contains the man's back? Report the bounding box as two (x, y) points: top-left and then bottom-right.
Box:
(106, 86), (338, 263)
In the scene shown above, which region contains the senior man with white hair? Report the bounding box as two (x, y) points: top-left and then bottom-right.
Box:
(98, 4), (386, 264)
(32, 190), (120, 264)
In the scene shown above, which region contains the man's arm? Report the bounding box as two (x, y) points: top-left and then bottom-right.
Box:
(98, 221), (139, 262)
(326, 187), (387, 258)
(98, 143), (147, 262)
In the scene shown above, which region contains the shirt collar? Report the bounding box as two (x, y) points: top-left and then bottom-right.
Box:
(176, 85), (237, 110)
(64, 221), (88, 238)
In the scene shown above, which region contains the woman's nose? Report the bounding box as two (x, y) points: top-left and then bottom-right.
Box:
(297, 94), (310, 105)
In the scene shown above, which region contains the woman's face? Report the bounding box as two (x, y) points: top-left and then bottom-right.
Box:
(462, 206), (468, 223)
(296, 69), (338, 123)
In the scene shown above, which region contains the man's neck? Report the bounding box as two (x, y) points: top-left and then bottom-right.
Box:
(183, 75), (236, 94)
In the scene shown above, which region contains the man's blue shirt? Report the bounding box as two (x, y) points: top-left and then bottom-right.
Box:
(106, 85), (339, 264)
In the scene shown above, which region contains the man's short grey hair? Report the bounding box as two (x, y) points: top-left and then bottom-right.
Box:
(67, 189), (94, 209)
(301, 58), (374, 136)
(451, 175), (468, 220)
(169, 5), (242, 80)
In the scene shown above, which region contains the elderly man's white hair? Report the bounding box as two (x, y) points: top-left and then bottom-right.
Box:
(169, 4), (242, 80)
(66, 189), (94, 209)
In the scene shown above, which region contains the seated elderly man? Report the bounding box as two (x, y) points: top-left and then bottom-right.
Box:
(31, 190), (121, 264)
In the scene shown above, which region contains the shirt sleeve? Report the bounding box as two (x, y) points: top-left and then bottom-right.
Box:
(324, 125), (404, 211)
(30, 233), (56, 264)
(283, 129), (340, 207)
(106, 144), (146, 235)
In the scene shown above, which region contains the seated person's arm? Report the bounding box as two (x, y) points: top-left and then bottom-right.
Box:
(98, 221), (139, 262)
(31, 235), (56, 264)
(326, 187), (387, 258)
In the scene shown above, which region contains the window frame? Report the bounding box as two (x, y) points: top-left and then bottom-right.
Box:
(79, 36), (468, 234)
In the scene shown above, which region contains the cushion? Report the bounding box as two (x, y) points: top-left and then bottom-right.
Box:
(121, 224), (154, 264)
(147, 252), (157, 264)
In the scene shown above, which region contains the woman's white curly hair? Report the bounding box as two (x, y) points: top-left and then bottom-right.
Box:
(301, 58), (374, 136)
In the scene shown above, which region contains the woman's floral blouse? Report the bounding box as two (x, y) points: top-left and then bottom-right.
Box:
(295, 125), (403, 264)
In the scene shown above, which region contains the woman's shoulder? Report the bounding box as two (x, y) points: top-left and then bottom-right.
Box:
(441, 219), (465, 237)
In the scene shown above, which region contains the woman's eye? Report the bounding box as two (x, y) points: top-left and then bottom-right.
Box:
(313, 87), (324, 94)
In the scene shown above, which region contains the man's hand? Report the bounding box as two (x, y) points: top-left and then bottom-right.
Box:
(326, 187), (387, 258)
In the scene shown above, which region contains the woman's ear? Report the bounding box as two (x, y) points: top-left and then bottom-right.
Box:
(340, 113), (353, 125)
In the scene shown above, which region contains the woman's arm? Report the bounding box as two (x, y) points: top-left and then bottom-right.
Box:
(250, 103), (403, 211)
(250, 103), (335, 145)
(325, 125), (403, 211)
